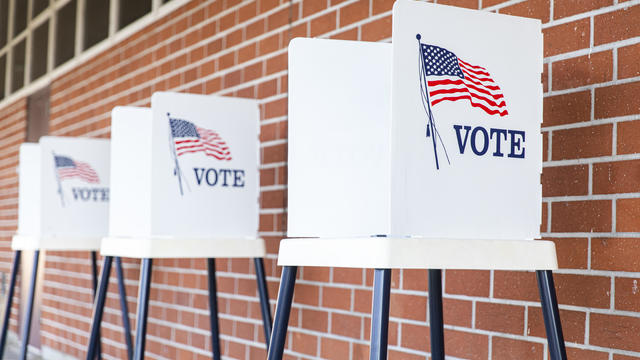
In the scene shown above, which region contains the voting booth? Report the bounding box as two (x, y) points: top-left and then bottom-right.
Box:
(13, 137), (109, 250)
(0, 137), (133, 360)
(86, 94), (271, 360)
(101, 97), (263, 258)
(268, 2), (566, 360)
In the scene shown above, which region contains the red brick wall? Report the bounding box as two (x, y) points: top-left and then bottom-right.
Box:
(0, 98), (26, 341)
(0, 0), (638, 359)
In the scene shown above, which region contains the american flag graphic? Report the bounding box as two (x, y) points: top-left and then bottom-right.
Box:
(169, 118), (232, 161)
(54, 155), (100, 183)
(420, 43), (508, 117)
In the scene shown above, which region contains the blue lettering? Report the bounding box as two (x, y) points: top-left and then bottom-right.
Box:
(453, 125), (472, 154)
(192, 168), (247, 187)
(471, 126), (489, 156)
(193, 168), (206, 185)
(490, 128), (508, 157)
(205, 169), (218, 186)
(508, 130), (526, 159)
(233, 170), (245, 187)
(220, 169), (232, 187)
(71, 188), (109, 201)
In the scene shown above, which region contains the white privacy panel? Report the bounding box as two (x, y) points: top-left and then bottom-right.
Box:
(287, 39), (393, 238)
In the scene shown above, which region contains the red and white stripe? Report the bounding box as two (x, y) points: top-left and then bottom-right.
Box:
(427, 59), (508, 117)
(174, 126), (232, 161)
(58, 161), (100, 183)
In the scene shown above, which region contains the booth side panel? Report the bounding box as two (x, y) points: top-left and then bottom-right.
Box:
(109, 107), (153, 238)
(16, 144), (41, 237)
(287, 38), (393, 238)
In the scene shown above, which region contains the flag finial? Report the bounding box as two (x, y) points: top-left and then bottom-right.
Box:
(416, 34), (421, 40)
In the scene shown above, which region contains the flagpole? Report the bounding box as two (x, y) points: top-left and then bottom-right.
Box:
(52, 151), (65, 207)
(417, 34), (440, 170)
(167, 113), (184, 196)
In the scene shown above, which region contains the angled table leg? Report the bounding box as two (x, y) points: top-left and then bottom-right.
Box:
(536, 270), (567, 360)
(133, 258), (153, 360)
(267, 266), (297, 360)
(207, 259), (222, 360)
(115, 257), (133, 360)
(86, 256), (113, 360)
(370, 269), (391, 360)
(19, 250), (40, 360)
(428, 269), (445, 360)
(0, 250), (21, 358)
(253, 258), (272, 348)
(90, 252), (103, 360)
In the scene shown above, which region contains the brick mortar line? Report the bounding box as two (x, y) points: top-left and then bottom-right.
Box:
(45, 256), (97, 264)
(40, 318), (95, 338)
(262, 115), (288, 126)
(147, 314), (265, 337)
(0, 161), (20, 175)
(40, 305), (92, 325)
(0, 118), (27, 136)
(542, 114), (640, 132)
(261, 160), (287, 169)
(41, 293), (94, 310)
(544, 194), (640, 201)
(39, 334), (88, 353)
(0, 161), (20, 177)
(0, 167), (22, 182)
(543, 152), (640, 167)
(544, 74), (640, 100)
(481, 0), (527, 12)
(144, 333), (215, 356)
(0, 111), (27, 124)
(44, 267), (100, 281)
(0, 153), (22, 167)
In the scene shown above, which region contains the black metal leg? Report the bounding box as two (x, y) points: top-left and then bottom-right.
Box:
(266, 266), (297, 360)
(90, 252), (103, 360)
(537, 270), (568, 360)
(207, 259), (222, 360)
(370, 269), (391, 360)
(19, 250), (39, 360)
(0, 250), (21, 358)
(133, 258), (153, 360)
(115, 257), (133, 360)
(86, 256), (113, 360)
(253, 258), (272, 348)
(428, 269), (445, 360)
